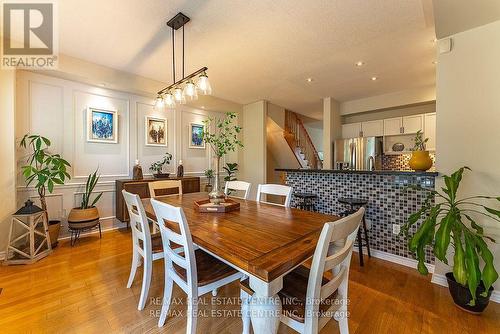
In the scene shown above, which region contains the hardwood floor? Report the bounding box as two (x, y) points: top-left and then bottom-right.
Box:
(1, 229), (499, 333)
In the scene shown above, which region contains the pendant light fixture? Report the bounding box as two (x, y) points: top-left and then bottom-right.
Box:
(155, 12), (211, 109)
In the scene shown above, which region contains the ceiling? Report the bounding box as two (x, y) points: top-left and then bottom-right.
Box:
(58, 0), (436, 119)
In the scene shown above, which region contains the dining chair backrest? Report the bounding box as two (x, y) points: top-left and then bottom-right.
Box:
(256, 184), (293, 207)
(122, 190), (152, 256)
(303, 207), (365, 333)
(149, 180), (183, 198)
(224, 180), (251, 200)
(150, 198), (197, 290)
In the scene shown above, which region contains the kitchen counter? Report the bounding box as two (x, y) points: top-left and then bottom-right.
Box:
(275, 168), (438, 176)
(278, 168), (436, 264)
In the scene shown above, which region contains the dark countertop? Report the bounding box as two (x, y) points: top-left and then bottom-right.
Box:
(275, 168), (439, 177)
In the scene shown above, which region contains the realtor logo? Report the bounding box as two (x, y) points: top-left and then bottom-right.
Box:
(1, 0), (58, 69)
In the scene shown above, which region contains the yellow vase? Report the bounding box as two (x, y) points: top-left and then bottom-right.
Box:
(409, 151), (433, 171)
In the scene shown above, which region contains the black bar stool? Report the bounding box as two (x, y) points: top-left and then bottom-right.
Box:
(338, 197), (371, 266)
(294, 193), (318, 212)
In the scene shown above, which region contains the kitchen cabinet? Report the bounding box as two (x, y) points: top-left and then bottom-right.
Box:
(383, 117), (403, 136)
(402, 115), (423, 134)
(342, 123), (361, 139)
(424, 113), (436, 151)
(361, 120), (384, 137)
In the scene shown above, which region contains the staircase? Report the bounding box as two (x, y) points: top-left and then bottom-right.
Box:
(284, 110), (323, 170)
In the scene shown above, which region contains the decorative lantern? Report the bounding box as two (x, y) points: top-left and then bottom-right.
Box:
(3, 200), (52, 265)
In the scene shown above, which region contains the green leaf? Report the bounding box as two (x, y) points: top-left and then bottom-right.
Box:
(434, 211), (455, 262)
(90, 192), (103, 207)
(41, 136), (51, 146)
(453, 227), (468, 285)
(484, 207), (500, 219)
(464, 232), (481, 306)
(47, 179), (54, 193)
(474, 236), (499, 296)
(464, 214), (483, 235)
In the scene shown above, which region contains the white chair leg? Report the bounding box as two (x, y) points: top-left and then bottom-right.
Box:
(158, 277), (174, 327)
(212, 288), (218, 297)
(138, 258), (152, 310)
(186, 293), (198, 334)
(334, 304), (349, 334)
(127, 250), (139, 288)
(240, 289), (251, 334)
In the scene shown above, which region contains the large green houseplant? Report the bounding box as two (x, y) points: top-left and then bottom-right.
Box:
(20, 134), (71, 246)
(403, 167), (499, 313)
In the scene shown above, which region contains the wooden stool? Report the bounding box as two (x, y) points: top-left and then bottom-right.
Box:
(338, 197), (371, 266)
(4, 200), (52, 265)
(294, 192), (318, 211)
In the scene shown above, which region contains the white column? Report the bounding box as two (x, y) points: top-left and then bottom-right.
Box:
(0, 69), (17, 256)
(322, 97), (341, 169)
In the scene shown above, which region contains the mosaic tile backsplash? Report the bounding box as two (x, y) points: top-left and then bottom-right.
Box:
(382, 153), (436, 171)
(285, 171), (436, 264)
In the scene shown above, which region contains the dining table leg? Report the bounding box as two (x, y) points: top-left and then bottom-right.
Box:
(248, 276), (283, 334)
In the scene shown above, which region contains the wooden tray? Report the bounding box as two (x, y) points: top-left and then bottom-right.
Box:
(194, 198), (240, 213)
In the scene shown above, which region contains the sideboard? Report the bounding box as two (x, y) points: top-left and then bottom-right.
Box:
(115, 176), (200, 223)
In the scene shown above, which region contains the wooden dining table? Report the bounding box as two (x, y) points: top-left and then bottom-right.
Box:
(142, 192), (339, 334)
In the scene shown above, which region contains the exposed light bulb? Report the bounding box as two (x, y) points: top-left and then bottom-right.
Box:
(196, 72), (212, 95)
(164, 91), (176, 108)
(183, 80), (198, 100)
(371, 76), (378, 81)
(154, 95), (164, 111)
(173, 87), (186, 104)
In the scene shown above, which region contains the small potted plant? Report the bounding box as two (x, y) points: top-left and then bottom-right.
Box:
(149, 152), (172, 178)
(204, 169), (214, 192)
(20, 134), (71, 248)
(223, 163), (238, 195)
(403, 167), (499, 314)
(68, 169), (103, 231)
(408, 130), (432, 171)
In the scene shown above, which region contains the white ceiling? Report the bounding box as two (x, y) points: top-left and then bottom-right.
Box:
(58, 0), (436, 119)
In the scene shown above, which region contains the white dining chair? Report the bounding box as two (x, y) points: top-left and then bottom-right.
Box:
(224, 180), (251, 200)
(151, 198), (244, 331)
(149, 180), (183, 198)
(256, 184), (293, 207)
(240, 207), (365, 334)
(122, 190), (164, 310)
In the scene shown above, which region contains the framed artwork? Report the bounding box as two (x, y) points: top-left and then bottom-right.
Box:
(189, 122), (205, 149)
(145, 116), (167, 147)
(87, 107), (118, 143)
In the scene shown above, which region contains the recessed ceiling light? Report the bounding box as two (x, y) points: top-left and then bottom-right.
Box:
(201, 106), (205, 109)
(432, 38), (437, 43)
(355, 61), (364, 67)
(432, 60), (437, 65)
(306, 78), (313, 83)
(371, 76), (378, 81)
(99, 82), (107, 87)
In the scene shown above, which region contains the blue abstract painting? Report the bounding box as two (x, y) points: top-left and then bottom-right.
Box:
(189, 123), (205, 148)
(88, 108), (117, 143)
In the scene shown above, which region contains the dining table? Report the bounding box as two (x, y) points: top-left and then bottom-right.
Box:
(142, 192), (339, 334)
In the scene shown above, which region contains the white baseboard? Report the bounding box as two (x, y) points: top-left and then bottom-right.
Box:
(0, 251), (5, 261)
(431, 273), (500, 304)
(353, 247), (435, 273)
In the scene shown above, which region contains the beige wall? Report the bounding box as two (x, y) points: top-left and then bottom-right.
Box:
(434, 20), (500, 290)
(0, 70), (16, 257)
(322, 97), (341, 169)
(240, 101), (267, 199)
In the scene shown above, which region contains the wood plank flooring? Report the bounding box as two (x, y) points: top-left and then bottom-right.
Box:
(0, 229), (499, 333)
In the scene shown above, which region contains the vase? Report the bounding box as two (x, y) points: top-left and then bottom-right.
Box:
(208, 157), (225, 204)
(409, 150), (433, 171)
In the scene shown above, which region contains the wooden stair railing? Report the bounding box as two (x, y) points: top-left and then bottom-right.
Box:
(284, 110), (323, 169)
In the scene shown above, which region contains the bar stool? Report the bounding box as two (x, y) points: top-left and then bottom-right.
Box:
(338, 197), (371, 266)
(294, 192), (318, 211)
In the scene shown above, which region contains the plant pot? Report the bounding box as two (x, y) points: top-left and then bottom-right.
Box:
(446, 272), (494, 314)
(48, 220), (61, 248)
(153, 173), (170, 179)
(204, 184), (213, 192)
(409, 150), (433, 171)
(68, 207), (100, 230)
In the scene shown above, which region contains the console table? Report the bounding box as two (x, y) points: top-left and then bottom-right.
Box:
(115, 176), (200, 223)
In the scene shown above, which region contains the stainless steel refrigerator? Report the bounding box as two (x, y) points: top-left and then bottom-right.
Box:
(334, 137), (383, 171)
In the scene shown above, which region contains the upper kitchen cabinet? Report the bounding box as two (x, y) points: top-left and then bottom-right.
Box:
(402, 115), (423, 134)
(361, 120), (384, 137)
(342, 123), (362, 139)
(383, 117), (403, 136)
(424, 113), (436, 151)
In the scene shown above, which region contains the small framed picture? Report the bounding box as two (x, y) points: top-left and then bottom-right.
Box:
(189, 123), (205, 149)
(145, 116), (167, 147)
(87, 107), (118, 143)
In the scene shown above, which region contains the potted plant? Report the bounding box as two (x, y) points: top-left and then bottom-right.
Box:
(68, 169), (103, 231)
(223, 163), (238, 195)
(408, 130), (433, 171)
(20, 134), (71, 248)
(202, 112), (243, 204)
(204, 169), (214, 192)
(149, 152), (172, 178)
(403, 167), (499, 313)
